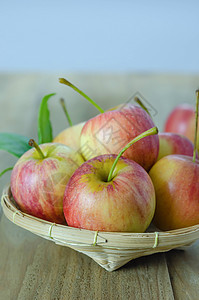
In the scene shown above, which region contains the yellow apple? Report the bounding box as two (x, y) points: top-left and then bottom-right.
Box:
(53, 122), (85, 151)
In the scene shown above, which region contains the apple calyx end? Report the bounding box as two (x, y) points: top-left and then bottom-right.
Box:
(28, 139), (35, 148)
(28, 139), (45, 159)
(60, 98), (64, 105)
(58, 77), (104, 114)
(134, 96), (152, 118)
(154, 127), (158, 135)
(59, 78), (71, 87)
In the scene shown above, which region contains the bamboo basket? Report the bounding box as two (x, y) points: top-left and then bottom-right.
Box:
(1, 186), (199, 272)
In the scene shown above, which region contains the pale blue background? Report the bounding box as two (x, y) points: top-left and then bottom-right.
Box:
(0, 0), (199, 72)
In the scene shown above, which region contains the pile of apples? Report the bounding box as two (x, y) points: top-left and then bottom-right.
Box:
(2, 79), (199, 233)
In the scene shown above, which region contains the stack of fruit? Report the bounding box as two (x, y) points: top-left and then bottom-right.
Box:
(1, 80), (199, 234)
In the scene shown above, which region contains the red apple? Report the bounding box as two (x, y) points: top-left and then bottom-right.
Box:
(158, 132), (195, 161)
(53, 122), (85, 150)
(64, 154), (156, 232)
(63, 127), (158, 232)
(59, 78), (159, 171)
(80, 104), (159, 171)
(10, 141), (84, 224)
(164, 103), (199, 149)
(149, 155), (199, 230)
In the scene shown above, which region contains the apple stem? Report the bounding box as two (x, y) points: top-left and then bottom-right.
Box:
(59, 78), (105, 114)
(107, 127), (158, 182)
(134, 96), (152, 118)
(60, 98), (73, 127)
(193, 90), (199, 163)
(28, 139), (45, 159)
(0, 167), (13, 178)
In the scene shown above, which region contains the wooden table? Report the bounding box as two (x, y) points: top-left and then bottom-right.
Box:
(0, 73), (199, 300)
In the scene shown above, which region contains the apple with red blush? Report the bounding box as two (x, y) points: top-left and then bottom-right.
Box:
(150, 154), (199, 230)
(80, 104), (159, 171)
(59, 78), (159, 171)
(10, 140), (84, 224)
(149, 90), (199, 230)
(158, 132), (195, 161)
(63, 127), (158, 232)
(164, 103), (199, 150)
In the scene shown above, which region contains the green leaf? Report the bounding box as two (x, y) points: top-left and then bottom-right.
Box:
(0, 133), (31, 158)
(38, 93), (56, 144)
(0, 167), (13, 178)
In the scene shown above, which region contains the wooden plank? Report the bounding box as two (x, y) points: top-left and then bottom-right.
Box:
(166, 241), (199, 300)
(0, 215), (38, 299)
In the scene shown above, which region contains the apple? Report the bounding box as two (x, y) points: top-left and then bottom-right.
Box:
(149, 90), (199, 230)
(80, 104), (159, 171)
(63, 127), (157, 232)
(164, 103), (199, 150)
(10, 140), (84, 224)
(59, 78), (159, 171)
(158, 132), (195, 161)
(149, 154), (199, 230)
(53, 122), (85, 150)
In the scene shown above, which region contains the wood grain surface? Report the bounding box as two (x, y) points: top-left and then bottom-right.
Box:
(0, 73), (199, 300)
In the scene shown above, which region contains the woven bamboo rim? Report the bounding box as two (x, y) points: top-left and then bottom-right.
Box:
(1, 185), (199, 271)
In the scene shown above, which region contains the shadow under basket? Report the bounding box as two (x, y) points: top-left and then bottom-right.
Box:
(1, 186), (199, 272)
